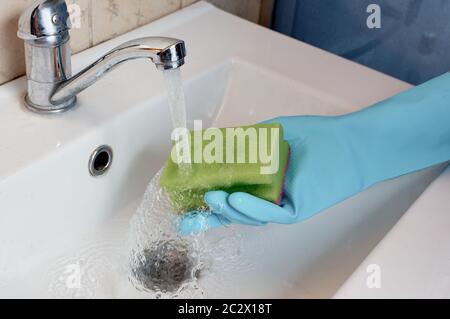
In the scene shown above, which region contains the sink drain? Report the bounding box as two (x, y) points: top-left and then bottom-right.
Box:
(130, 240), (199, 293)
(89, 145), (113, 177)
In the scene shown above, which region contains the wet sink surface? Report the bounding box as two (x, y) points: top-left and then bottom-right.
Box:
(0, 2), (443, 298)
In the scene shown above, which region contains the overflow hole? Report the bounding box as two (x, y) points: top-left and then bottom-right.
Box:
(89, 145), (113, 177)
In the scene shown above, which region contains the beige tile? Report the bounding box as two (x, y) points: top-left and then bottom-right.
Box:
(138, 0), (181, 27)
(92, 0), (181, 45)
(0, 0), (35, 85)
(181, 0), (198, 7)
(207, 0), (262, 23)
(92, 0), (141, 45)
(92, 0), (140, 45)
(67, 0), (92, 53)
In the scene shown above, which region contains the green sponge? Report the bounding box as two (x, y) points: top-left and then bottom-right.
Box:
(160, 123), (290, 212)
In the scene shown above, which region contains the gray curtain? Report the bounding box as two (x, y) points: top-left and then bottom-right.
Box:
(272, 0), (450, 85)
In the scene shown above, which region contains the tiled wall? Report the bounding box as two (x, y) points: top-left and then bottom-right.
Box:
(0, 0), (267, 85)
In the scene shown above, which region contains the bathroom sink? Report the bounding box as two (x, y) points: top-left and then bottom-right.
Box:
(0, 2), (445, 298)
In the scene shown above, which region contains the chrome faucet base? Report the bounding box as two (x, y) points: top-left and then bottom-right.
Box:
(24, 94), (77, 114)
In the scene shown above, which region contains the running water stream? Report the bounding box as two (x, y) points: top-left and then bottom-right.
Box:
(128, 68), (205, 297)
(163, 68), (188, 130)
(126, 68), (256, 298)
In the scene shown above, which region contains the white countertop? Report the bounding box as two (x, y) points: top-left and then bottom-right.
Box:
(336, 163), (450, 298)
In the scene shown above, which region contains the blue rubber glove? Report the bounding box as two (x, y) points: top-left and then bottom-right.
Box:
(179, 73), (450, 234)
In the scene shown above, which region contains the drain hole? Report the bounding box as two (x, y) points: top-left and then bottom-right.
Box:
(89, 145), (113, 177)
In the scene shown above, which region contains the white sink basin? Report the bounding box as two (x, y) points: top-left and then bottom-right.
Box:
(0, 2), (445, 298)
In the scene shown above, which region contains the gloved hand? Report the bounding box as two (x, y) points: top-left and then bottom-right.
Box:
(178, 73), (450, 234)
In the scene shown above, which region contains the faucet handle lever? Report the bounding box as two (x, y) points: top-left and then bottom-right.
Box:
(18, 0), (71, 43)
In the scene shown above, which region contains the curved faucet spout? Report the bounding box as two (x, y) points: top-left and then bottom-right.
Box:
(51, 37), (186, 106)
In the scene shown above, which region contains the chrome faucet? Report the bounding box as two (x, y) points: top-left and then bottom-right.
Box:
(18, 0), (186, 114)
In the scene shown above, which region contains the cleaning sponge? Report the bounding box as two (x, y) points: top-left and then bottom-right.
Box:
(160, 123), (290, 212)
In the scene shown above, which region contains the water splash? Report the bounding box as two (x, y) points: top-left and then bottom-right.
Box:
(127, 169), (207, 298)
(126, 169), (258, 298)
